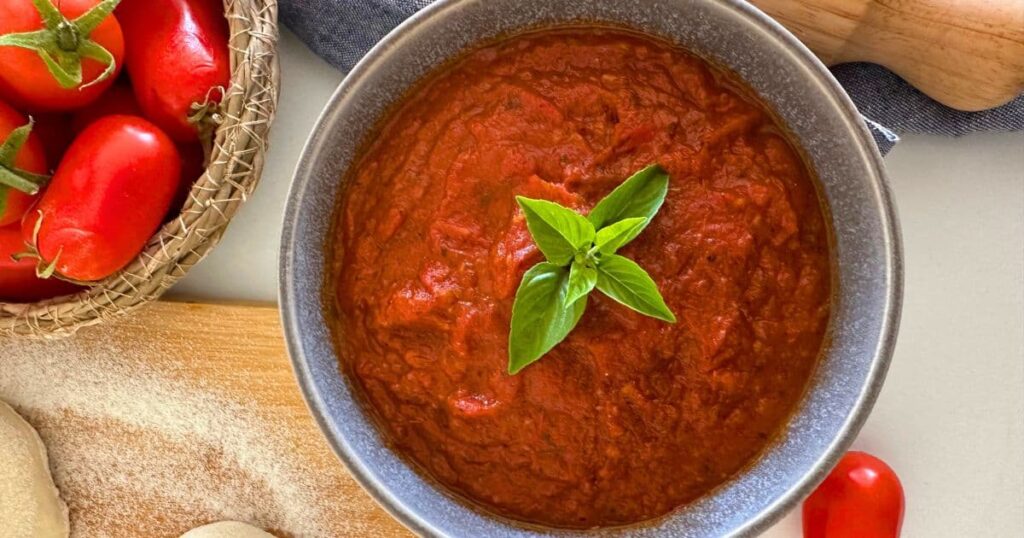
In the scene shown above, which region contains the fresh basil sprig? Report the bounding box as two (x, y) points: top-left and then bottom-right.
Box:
(508, 164), (676, 374)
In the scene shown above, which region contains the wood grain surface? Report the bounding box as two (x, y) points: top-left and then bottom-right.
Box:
(0, 301), (411, 538)
(752, 0), (1024, 111)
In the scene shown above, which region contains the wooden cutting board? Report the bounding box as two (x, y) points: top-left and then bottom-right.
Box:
(750, 0), (1024, 111)
(0, 301), (411, 538)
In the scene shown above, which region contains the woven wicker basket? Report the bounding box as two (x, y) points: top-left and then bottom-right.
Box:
(0, 0), (280, 338)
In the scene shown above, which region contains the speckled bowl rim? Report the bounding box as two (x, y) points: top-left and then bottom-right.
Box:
(279, 0), (903, 536)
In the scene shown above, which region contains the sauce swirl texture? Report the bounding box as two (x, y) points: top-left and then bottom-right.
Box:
(331, 29), (831, 528)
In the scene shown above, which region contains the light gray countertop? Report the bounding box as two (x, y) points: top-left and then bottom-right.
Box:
(172, 30), (1024, 537)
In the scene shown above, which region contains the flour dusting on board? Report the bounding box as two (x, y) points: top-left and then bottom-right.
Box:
(0, 323), (378, 538)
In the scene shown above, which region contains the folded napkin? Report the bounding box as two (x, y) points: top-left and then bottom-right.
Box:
(280, 0), (1024, 155)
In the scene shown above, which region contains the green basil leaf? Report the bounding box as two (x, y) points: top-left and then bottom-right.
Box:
(565, 261), (597, 307)
(593, 217), (647, 255)
(595, 254), (676, 323)
(508, 262), (588, 374)
(516, 196), (595, 265)
(587, 164), (669, 238)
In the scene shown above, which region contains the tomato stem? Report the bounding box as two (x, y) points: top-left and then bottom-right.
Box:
(189, 87), (226, 157)
(0, 167), (45, 194)
(0, 119), (50, 195)
(36, 248), (60, 279)
(0, 0), (123, 90)
(14, 210), (65, 281)
(54, 20), (80, 52)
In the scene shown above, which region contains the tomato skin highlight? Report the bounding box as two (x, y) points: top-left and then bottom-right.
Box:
(803, 451), (905, 538)
(0, 0), (125, 112)
(23, 115), (181, 281)
(116, 0), (230, 141)
(0, 100), (47, 227)
(0, 226), (79, 302)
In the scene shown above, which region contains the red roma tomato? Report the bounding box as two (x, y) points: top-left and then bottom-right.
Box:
(116, 0), (230, 141)
(803, 451), (905, 538)
(0, 226), (80, 302)
(70, 79), (141, 133)
(0, 0), (125, 112)
(23, 115), (181, 282)
(0, 100), (47, 227)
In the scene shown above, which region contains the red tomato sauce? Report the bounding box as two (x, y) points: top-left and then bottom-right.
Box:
(330, 28), (831, 528)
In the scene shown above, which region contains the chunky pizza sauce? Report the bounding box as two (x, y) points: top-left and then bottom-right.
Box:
(330, 28), (831, 528)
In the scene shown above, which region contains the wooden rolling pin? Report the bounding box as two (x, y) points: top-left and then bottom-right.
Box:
(752, 0), (1024, 111)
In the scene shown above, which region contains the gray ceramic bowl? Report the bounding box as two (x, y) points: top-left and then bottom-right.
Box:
(279, 0), (903, 536)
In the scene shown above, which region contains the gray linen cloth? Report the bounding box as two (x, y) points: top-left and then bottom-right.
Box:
(280, 0), (1024, 155)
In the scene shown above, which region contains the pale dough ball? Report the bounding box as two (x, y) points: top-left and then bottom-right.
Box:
(0, 400), (70, 538)
(180, 521), (276, 538)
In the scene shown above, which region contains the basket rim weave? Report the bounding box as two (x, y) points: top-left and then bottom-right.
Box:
(0, 0), (280, 338)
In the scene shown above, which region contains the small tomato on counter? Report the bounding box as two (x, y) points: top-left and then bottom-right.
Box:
(0, 226), (79, 301)
(116, 0), (230, 141)
(70, 79), (141, 133)
(803, 451), (905, 538)
(0, 100), (48, 227)
(0, 0), (125, 112)
(22, 115), (181, 282)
